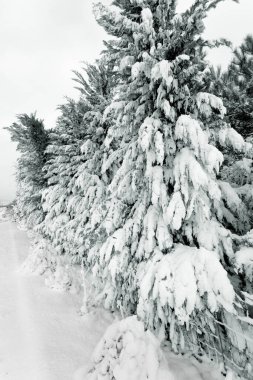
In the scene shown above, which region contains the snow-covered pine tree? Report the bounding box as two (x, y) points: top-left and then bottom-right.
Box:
(206, 36), (253, 255)
(25, 96), (90, 286)
(6, 114), (48, 228)
(38, 58), (115, 265)
(37, 96), (90, 251)
(57, 58), (117, 264)
(85, 0), (253, 356)
(210, 35), (253, 139)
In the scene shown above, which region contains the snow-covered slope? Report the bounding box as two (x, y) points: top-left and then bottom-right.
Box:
(0, 221), (226, 379)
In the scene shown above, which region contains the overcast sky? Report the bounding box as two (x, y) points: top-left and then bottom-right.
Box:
(0, 0), (252, 203)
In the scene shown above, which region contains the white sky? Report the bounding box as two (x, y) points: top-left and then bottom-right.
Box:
(0, 0), (252, 203)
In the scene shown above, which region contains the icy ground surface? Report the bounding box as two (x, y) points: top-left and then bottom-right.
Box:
(0, 220), (225, 379)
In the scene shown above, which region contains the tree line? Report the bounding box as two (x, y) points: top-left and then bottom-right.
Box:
(6, 0), (253, 375)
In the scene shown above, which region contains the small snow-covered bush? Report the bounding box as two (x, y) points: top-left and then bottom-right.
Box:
(84, 316), (174, 380)
(44, 258), (82, 294)
(20, 238), (54, 276)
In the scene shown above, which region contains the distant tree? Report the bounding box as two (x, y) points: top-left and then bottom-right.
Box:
(208, 35), (253, 138)
(6, 113), (49, 227)
(206, 36), (253, 233)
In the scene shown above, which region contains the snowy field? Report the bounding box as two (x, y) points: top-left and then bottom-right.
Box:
(0, 219), (226, 380)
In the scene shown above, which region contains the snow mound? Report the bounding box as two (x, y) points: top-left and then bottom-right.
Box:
(83, 316), (175, 380)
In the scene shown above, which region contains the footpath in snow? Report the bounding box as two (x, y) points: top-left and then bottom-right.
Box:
(0, 219), (225, 380)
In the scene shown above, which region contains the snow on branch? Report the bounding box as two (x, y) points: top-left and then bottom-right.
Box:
(219, 128), (247, 152)
(175, 115), (207, 154)
(119, 55), (135, 72)
(196, 92), (226, 118)
(175, 115), (223, 172)
(137, 244), (235, 330)
(138, 117), (161, 152)
(165, 191), (186, 230)
(141, 8), (154, 34)
(235, 247), (253, 282)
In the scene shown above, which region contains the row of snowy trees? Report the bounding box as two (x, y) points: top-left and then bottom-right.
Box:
(8, 0), (253, 376)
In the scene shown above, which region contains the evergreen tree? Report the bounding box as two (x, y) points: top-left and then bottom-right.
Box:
(8, 0), (253, 374)
(207, 36), (253, 234)
(39, 58), (116, 261)
(82, 0), (252, 353)
(6, 114), (48, 228)
(209, 35), (253, 138)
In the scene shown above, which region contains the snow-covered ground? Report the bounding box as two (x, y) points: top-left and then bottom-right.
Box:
(0, 220), (114, 380)
(0, 220), (226, 380)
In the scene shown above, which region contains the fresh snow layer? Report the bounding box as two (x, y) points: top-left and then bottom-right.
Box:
(0, 221), (226, 380)
(83, 316), (175, 380)
(0, 221), (114, 380)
